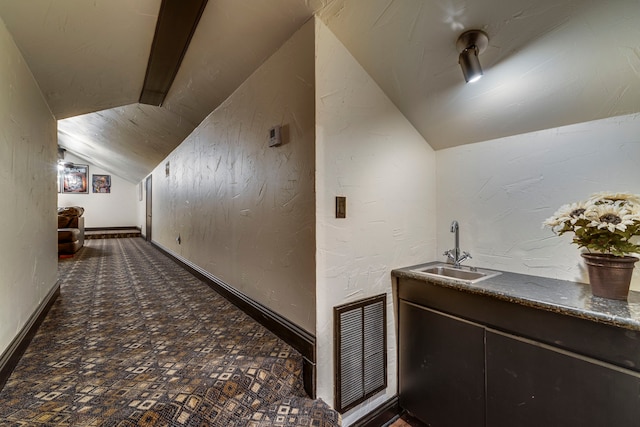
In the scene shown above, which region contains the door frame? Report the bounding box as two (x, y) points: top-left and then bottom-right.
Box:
(145, 175), (152, 242)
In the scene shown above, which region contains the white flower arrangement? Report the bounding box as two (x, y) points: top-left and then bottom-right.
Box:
(543, 192), (640, 257)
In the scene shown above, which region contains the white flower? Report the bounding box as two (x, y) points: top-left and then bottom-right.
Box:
(628, 202), (640, 220)
(585, 204), (636, 232)
(543, 201), (590, 229)
(542, 191), (640, 256)
(589, 192), (640, 206)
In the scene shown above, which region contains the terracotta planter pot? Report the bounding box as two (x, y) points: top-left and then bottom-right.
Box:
(581, 253), (638, 301)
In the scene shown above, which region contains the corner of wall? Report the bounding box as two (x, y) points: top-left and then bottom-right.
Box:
(314, 18), (437, 424)
(57, 153), (140, 228)
(0, 17), (58, 358)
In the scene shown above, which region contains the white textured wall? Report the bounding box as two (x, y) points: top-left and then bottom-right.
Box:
(315, 18), (437, 424)
(151, 20), (316, 332)
(437, 113), (640, 291)
(58, 152), (139, 228)
(0, 17), (58, 357)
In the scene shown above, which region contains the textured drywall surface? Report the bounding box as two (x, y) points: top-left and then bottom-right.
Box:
(314, 18), (437, 424)
(437, 113), (640, 291)
(58, 153), (139, 228)
(58, 104), (197, 184)
(0, 0), (160, 119)
(5, 0), (640, 189)
(151, 20), (316, 333)
(320, 0), (640, 150)
(0, 16), (58, 358)
(0, 1), (332, 186)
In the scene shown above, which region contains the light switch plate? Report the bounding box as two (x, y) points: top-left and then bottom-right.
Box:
(336, 196), (346, 218)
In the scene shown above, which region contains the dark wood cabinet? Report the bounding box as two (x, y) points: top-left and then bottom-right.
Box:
(397, 276), (640, 427)
(486, 330), (640, 427)
(399, 301), (485, 426)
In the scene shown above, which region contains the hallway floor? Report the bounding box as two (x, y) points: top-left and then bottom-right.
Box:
(0, 238), (339, 426)
(387, 413), (427, 427)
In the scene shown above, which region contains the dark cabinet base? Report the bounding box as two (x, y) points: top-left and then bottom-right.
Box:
(397, 277), (640, 427)
(486, 330), (640, 427)
(399, 301), (485, 427)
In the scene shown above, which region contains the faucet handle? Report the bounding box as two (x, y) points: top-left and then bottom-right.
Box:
(444, 250), (455, 262)
(458, 251), (472, 265)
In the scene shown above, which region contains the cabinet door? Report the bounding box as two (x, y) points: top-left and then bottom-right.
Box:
(399, 301), (485, 427)
(486, 330), (640, 427)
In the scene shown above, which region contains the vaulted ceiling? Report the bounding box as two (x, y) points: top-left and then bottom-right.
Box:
(1, 0), (638, 183)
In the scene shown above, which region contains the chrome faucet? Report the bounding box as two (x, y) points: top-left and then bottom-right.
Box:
(444, 220), (472, 267)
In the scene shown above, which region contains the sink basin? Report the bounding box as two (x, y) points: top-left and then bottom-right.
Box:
(411, 264), (501, 284)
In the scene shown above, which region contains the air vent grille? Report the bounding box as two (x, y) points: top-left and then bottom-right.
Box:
(334, 294), (387, 413)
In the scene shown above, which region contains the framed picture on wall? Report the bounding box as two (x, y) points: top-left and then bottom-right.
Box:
(62, 164), (89, 193)
(92, 174), (111, 193)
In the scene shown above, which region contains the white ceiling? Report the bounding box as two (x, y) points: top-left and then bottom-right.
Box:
(321, 0), (640, 148)
(1, 0), (639, 183)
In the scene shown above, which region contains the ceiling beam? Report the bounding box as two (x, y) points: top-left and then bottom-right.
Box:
(139, 0), (208, 106)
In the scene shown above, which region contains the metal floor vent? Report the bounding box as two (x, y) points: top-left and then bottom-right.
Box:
(334, 294), (387, 413)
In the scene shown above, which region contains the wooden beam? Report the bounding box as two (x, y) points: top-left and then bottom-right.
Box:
(139, 0), (208, 106)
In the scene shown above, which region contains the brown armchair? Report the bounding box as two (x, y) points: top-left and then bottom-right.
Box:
(58, 206), (85, 254)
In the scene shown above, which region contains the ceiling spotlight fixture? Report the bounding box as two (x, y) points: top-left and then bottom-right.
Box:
(456, 29), (489, 83)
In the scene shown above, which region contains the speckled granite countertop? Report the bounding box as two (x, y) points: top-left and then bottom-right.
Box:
(392, 262), (640, 332)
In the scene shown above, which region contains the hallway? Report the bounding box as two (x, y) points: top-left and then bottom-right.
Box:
(0, 238), (338, 426)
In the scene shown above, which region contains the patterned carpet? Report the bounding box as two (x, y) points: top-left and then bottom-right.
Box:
(0, 238), (340, 426)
